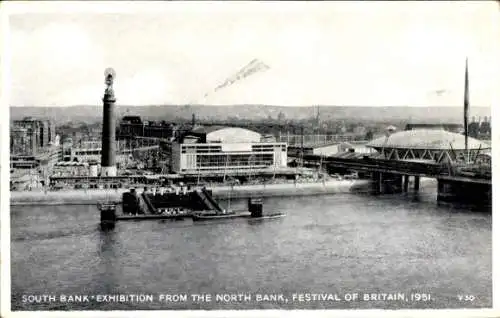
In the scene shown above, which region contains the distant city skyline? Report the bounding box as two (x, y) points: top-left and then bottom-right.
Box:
(5, 1), (497, 107)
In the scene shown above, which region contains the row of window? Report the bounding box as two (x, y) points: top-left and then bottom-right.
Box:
(118, 125), (173, 138)
(182, 145), (222, 150)
(182, 166), (270, 172)
(252, 145), (286, 152)
(74, 150), (101, 156)
(181, 147), (286, 154)
(195, 154), (274, 168)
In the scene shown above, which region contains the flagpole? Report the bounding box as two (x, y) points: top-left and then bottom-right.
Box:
(464, 57), (469, 163)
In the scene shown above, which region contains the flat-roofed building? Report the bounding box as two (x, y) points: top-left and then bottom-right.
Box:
(10, 146), (61, 169)
(71, 147), (102, 163)
(52, 161), (90, 177)
(69, 147), (130, 167)
(117, 115), (176, 140)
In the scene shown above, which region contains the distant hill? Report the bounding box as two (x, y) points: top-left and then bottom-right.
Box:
(10, 105), (491, 125)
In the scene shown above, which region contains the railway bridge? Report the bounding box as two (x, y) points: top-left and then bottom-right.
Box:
(301, 129), (492, 206)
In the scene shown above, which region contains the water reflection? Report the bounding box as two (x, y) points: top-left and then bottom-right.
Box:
(100, 222), (116, 232)
(97, 225), (118, 295)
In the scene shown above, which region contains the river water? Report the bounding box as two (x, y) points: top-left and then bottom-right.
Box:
(11, 183), (492, 310)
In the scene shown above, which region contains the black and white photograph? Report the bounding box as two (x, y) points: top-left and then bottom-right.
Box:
(1, 0), (496, 315)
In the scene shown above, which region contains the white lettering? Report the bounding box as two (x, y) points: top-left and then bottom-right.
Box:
(216, 293), (251, 302)
(59, 295), (90, 302)
(363, 293), (405, 301)
(95, 294), (154, 302)
(22, 295), (56, 303)
(255, 294), (286, 302)
(291, 293), (342, 302)
(158, 294), (188, 302)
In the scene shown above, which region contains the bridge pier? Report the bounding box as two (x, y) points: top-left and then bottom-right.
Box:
(414, 176), (420, 191)
(403, 175), (409, 192)
(437, 178), (491, 206)
(372, 172), (403, 195)
(321, 156), (491, 205)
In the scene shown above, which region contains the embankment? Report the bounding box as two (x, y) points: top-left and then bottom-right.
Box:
(10, 179), (373, 206)
(210, 179), (372, 199)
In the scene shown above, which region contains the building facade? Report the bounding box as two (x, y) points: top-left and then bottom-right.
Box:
(10, 146), (62, 169)
(117, 115), (177, 140)
(468, 116), (491, 139)
(52, 162), (91, 177)
(11, 117), (56, 155)
(171, 127), (287, 175)
(11, 127), (29, 155)
(69, 147), (131, 166)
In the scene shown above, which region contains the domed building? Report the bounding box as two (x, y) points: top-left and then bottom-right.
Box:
(367, 129), (490, 163)
(182, 126), (263, 144)
(171, 126), (287, 175)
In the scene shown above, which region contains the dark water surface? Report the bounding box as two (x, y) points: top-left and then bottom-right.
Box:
(11, 186), (491, 310)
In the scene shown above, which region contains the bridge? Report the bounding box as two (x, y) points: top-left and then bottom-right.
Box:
(299, 128), (492, 207)
(303, 155), (491, 185)
(300, 153), (491, 206)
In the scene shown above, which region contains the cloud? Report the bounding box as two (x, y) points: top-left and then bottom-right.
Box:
(7, 2), (496, 106)
(10, 21), (106, 105)
(114, 69), (178, 105)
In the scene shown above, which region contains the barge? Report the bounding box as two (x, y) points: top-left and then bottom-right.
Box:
(98, 188), (284, 225)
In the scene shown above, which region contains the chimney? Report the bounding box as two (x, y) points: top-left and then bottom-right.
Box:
(101, 68), (117, 177)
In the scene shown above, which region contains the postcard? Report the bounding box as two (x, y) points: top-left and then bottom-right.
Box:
(1, 1), (497, 317)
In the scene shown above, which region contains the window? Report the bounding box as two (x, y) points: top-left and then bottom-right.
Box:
(252, 145), (275, 152)
(196, 153), (274, 169)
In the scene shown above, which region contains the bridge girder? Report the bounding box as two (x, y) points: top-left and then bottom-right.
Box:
(380, 148), (480, 164)
(302, 154), (491, 185)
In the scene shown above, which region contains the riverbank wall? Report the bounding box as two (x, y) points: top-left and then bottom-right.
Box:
(10, 177), (438, 206)
(10, 179), (373, 206)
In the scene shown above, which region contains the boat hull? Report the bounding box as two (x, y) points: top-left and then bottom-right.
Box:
(117, 214), (190, 221)
(191, 212), (285, 221)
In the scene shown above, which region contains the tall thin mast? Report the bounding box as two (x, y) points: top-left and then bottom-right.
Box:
(300, 126), (304, 168)
(464, 57), (469, 163)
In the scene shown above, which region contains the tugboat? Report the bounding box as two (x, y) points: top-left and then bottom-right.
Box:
(191, 210), (251, 221)
(191, 198), (285, 221)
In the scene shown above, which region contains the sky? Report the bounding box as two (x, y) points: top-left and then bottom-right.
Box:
(4, 1), (498, 107)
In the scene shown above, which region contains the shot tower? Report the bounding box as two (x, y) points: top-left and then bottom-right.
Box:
(101, 68), (117, 176)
